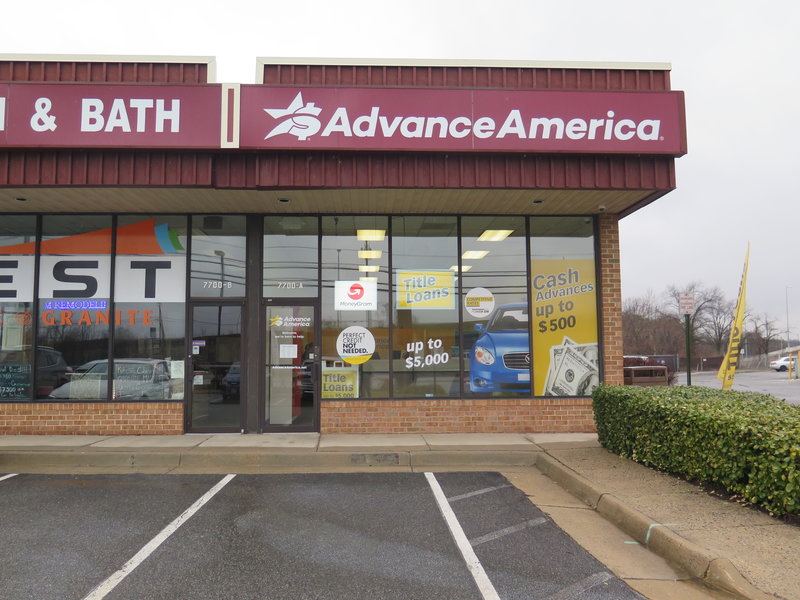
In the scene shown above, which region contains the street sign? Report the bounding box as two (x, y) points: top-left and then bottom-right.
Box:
(679, 293), (695, 315)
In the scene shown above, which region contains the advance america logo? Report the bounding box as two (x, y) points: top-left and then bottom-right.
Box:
(264, 93), (322, 141)
(261, 91), (668, 147)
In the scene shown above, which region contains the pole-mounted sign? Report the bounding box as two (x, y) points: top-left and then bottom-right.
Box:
(680, 293), (695, 385)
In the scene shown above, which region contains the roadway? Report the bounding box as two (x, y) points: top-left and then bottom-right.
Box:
(675, 368), (800, 405)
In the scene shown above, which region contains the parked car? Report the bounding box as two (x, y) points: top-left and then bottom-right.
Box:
(0, 345), (73, 398)
(50, 359), (171, 400)
(769, 356), (795, 372)
(469, 303), (530, 393)
(220, 362), (240, 402)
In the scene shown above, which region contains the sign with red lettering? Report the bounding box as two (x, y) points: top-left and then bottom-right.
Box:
(0, 83), (221, 148)
(239, 86), (686, 154)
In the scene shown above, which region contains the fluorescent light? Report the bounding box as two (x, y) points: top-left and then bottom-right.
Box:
(462, 250), (489, 260)
(450, 265), (472, 272)
(357, 229), (386, 241)
(358, 250), (382, 259)
(477, 229), (514, 242)
(358, 265), (380, 272)
(359, 276), (378, 282)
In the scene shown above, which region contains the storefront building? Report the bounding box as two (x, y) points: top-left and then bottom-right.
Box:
(0, 55), (686, 435)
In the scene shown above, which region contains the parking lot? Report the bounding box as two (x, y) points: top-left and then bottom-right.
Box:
(0, 471), (648, 600)
(676, 369), (800, 405)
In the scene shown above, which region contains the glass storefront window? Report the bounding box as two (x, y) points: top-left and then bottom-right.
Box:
(0, 212), (602, 407)
(113, 216), (187, 401)
(321, 216), (389, 399)
(392, 216), (459, 398)
(530, 217), (599, 397)
(0, 216), (37, 401)
(461, 217), (531, 396)
(37, 216), (112, 400)
(190, 215), (246, 298)
(263, 216), (319, 298)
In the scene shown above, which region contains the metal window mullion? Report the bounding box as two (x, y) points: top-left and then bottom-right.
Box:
(184, 215), (193, 431)
(525, 217), (534, 396)
(456, 217), (463, 398)
(31, 215), (42, 403)
(108, 214), (117, 403)
(387, 216), (394, 399)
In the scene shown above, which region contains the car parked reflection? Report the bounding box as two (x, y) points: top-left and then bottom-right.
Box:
(49, 359), (172, 400)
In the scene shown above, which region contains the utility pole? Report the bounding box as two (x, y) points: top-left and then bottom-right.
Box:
(680, 293), (696, 385)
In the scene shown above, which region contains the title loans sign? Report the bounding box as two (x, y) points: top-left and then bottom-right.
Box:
(0, 83), (221, 148)
(240, 86), (686, 154)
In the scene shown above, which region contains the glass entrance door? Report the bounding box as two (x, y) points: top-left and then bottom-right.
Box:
(189, 304), (242, 432)
(265, 303), (317, 430)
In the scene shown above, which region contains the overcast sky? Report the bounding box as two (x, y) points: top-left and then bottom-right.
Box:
(2, 0), (798, 335)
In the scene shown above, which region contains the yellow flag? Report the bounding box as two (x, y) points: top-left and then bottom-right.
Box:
(717, 244), (750, 389)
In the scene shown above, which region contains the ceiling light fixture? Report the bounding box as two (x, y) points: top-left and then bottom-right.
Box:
(357, 229), (386, 241)
(462, 250), (490, 260)
(450, 265), (472, 272)
(358, 250), (382, 259)
(477, 229), (513, 242)
(358, 265), (380, 272)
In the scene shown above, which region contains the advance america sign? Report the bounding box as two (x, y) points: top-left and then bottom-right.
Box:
(240, 86), (686, 155)
(0, 83), (686, 154)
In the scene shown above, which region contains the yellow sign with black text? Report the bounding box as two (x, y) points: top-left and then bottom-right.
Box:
(321, 365), (360, 399)
(396, 270), (455, 310)
(531, 259), (599, 396)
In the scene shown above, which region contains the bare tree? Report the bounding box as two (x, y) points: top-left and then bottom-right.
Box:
(664, 283), (734, 354)
(623, 291), (683, 355)
(697, 298), (736, 353)
(749, 313), (781, 357)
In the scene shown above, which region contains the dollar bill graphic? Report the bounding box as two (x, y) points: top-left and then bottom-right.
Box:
(543, 338), (599, 396)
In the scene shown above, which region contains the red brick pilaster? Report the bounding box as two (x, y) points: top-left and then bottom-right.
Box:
(598, 214), (624, 385)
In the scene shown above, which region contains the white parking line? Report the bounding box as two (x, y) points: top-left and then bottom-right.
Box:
(469, 517), (547, 547)
(447, 484), (511, 502)
(81, 474), (236, 600)
(425, 472), (501, 600)
(543, 571), (614, 600)
(0, 473), (18, 482)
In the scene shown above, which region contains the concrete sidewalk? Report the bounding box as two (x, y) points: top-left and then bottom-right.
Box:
(0, 432), (796, 600)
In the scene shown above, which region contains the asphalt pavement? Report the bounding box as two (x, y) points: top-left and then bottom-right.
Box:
(1, 432), (797, 600)
(0, 471), (649, 600)
(676, 368), (800, 405)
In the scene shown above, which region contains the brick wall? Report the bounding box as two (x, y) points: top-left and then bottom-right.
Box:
(598, 213), (624, 385)
(321, 398), (595, 434)
(0, 402), (183, 435)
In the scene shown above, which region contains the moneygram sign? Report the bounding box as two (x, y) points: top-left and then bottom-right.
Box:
(240, 86), (686, 154)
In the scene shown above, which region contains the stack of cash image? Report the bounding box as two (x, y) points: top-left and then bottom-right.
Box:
(543, 337), (600, 396)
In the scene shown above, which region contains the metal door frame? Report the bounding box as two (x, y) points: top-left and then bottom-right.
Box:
(185, 299), (246, 433)
(261, 298), (320, 432)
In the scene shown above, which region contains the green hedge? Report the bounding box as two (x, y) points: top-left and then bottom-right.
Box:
(592, 385), (800, 516)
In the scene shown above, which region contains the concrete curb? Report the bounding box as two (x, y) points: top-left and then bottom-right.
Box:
(0, 448), (541, 472)
(534, 453), (783, 600)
